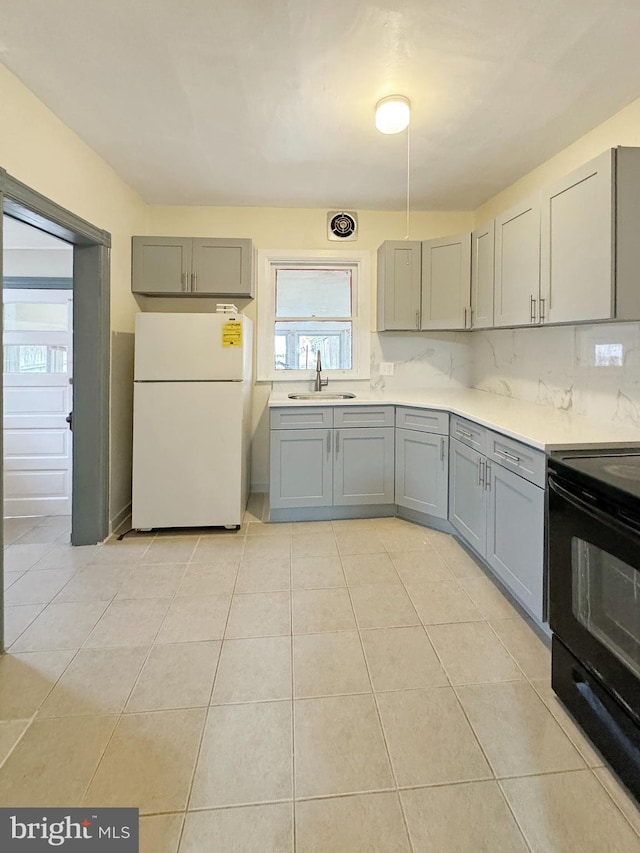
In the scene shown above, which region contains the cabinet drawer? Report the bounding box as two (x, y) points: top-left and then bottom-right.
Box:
(487, 431), (545, 488)
(333, 406), (394, 428)
(270, 407), (333, 430)
(450, 415), (487, 453)
(396, 407), (448, 435)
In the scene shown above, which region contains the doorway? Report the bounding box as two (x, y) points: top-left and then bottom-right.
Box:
(0, 169), (112, 650)
(3, 217), (74, 520)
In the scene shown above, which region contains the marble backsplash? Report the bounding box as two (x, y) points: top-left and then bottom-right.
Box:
(470, 322), (640, 429)
(367, 323), (640, 431)
(370, 331), (472, 392)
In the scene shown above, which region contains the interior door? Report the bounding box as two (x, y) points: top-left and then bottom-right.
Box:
(3, 289), (73, 517)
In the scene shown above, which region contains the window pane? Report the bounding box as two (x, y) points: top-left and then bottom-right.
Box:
(276, 269), (351, 318)
(3, 344), (68, 374)
(275, 321), (352, 370)
(3, 302), (68, 332)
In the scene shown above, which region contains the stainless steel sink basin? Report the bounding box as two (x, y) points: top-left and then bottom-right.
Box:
(288, 392), (356, 400)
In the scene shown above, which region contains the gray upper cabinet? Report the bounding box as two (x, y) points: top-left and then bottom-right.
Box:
(132, 236), (254, 297)
(540, 147), (640, 325)
(494, 196), (541, 327)
(471, 219), (495, 329)
(131, 237), (192, 295)
(376, 241), (422, 331)
(421, 233), (471, 330)
(540, 149), (614, 324)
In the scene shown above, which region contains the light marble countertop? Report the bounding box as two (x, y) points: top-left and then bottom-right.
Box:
(268, 387), (640, 451)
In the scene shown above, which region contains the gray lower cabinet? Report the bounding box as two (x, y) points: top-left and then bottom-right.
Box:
(449, 437), (487, 554)
(132, 236), (254, 297)
(269, 428), (332, 509)
(334, 427), (395, 505)
(449, 426), (545, 622)
(396, 428), (448, 517)
(486, 462), (544, 620)
(269, 406), (395, 514)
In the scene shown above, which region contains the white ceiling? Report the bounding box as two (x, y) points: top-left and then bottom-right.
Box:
(2, 0), (640, 210)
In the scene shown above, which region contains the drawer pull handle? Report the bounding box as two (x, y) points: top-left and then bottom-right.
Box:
(496, 448), (520, 464)
(456, 427), (473, 439)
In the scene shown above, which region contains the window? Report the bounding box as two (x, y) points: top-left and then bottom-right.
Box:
(257, 249), (370, 381)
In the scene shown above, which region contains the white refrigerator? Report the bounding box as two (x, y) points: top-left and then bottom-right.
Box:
(132, 312), (252, 530)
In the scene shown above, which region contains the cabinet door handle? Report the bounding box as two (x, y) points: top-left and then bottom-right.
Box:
(335, 430), (340, 454)
(327, 430), (332, 457)
(530, 294), (537, 323)
(192, 271), (197, 291)
(181, 272), (188, 291)
(464, 306), (468, 327)
(495, 448), (520, 464)
(478, 458), (485, 487)
(485, 460), (492, 491)
(539, 297), (546, 323)
(415, 309), (420, 329)
(440, 437), (445, 463)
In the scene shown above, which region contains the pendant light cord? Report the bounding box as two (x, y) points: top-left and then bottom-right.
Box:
(405, 121), (411, 240)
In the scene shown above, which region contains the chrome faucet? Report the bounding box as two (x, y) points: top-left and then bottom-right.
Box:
(314, 349), (328, 392)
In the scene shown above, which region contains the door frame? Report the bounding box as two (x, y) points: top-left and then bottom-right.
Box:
(0, 168), (112, 650)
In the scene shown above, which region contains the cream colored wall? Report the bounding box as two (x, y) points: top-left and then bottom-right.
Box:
(472, 97), (640, 427)
(7, 49), (640, 515)
(0, 65), (147, 528)
(142, 207), (474, 490)
(475, 98), (640, 223)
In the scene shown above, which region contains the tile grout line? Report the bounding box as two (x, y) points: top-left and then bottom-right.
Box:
(339, 544), (417, 853)
(177, 527), (246, 848)
(589, 766), (640, 840)
(76, 539), (190, 807)
(288, 534), (297, 853)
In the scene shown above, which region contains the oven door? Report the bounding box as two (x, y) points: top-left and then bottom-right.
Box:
(548, 473), (640, 724)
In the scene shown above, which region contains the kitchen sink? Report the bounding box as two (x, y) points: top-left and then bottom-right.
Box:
(288, 392), (356, 400)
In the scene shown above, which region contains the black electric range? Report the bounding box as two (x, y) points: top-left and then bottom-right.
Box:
(547, 446), (640, 802)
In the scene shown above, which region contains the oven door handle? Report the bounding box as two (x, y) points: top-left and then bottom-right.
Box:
(548, 475), (640, 539)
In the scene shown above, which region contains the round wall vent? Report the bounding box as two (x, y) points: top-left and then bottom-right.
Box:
(327, 210), (358, 241)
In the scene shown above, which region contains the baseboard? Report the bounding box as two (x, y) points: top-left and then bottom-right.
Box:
(110, 502), (132, 536)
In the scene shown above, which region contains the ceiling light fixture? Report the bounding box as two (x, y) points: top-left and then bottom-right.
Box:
(375, 94), (412, 238)
(375, 95), (411, 134)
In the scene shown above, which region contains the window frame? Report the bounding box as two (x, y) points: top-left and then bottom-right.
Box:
(256, 249), (371, 382)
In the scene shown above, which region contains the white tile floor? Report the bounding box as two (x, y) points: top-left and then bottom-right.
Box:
(1, 499), (640, 852)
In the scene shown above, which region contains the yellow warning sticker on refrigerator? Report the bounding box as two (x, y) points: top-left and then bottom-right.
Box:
(222, 320), (242, 347)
